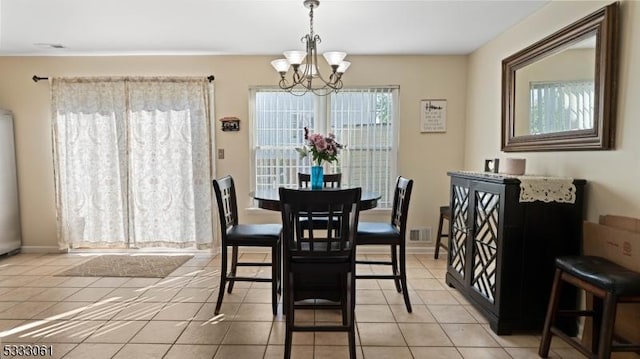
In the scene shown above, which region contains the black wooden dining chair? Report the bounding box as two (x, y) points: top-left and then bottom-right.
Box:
(279, 187), (361, 359)
(298, 172), (342, 188)
(355, 176), (414, 312)
(212, 175), (281, 316)
(297, 172), (343, 231)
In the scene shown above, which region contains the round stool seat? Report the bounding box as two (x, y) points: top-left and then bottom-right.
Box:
(440, 206), (451, 219)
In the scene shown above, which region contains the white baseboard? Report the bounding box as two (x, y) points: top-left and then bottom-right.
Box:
(20, 246), (66, 254)
(357, 245), (435, 255)
(19, 246), (438, 256)
(223, 246), (437, 255)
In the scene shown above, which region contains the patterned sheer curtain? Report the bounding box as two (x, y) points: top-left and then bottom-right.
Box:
(52, 77), (214, 250)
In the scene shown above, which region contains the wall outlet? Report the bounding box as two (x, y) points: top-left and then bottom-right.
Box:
(218, 149), (224, 159)
(409, 227), (432, 243)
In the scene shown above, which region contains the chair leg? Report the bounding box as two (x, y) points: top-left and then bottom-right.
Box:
(215, 245), (228, 315)
(341, 274), (348, 326)
(539, 269), (563, 358)
(271, 244), (278, 316)
(592, 295), (603, 354)
(348, 272), (357, 359)
(277, 242), (282, 294)
(399, 244), (412, 313)
(597, 292), (617, 359)
(227, 246), (238, 293)
(391, 245), (401, 292)
(284, 272), (295, 359)
(435, 213), (445, 259)
(348, 327), (356, 359)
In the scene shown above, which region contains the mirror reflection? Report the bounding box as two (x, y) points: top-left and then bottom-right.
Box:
(501, 2), (618, 152)
(514, 35), (596, 137)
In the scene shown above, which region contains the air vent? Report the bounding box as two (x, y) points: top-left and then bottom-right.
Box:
(409, 227), (431, 243)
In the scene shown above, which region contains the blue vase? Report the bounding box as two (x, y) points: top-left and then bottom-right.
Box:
(311, 165), (324, 190)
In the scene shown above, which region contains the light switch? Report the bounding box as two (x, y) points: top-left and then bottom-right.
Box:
(218, 149), (224, 159)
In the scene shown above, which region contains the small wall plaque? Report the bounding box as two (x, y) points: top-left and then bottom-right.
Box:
(220, 117), (240, 132)
(484, 158), (500, 173)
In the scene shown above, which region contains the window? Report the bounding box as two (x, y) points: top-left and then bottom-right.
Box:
(251, 87), (398, 208)
(529, 80), (595, 135)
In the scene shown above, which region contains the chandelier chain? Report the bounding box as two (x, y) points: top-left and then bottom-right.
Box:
(309, 4), (314, 39)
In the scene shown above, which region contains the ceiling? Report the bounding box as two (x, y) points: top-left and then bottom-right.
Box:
(0, 0), (549, 56)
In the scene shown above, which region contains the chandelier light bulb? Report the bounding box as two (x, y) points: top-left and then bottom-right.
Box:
(323, 52), (347, 66)
(283, 51), (307, 66)
(272, 0), (348, 95)
(299, 64), (318, 78)
(271, 59), (291, 73)
(336, 61), (351, 74)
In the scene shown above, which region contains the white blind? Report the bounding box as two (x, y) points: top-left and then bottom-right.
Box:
(529, 80), (594, 134)
(251, 87), (398, 208)
(330, 88), (397, 208)
(254, 90), (314, 190)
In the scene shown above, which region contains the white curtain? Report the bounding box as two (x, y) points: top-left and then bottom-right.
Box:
(52, 77), (214, 250)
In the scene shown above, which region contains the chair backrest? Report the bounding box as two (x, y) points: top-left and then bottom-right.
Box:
(298, 172), (342, 188)
(390, 177), (414, 234)
(212, 175), (239, 237)
(279, 187), (361, 259)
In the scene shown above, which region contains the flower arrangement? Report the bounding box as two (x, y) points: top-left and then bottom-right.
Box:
(296, 127), (344, 166)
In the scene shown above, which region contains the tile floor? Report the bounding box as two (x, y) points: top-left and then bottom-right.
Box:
(0, 252), (583, 358)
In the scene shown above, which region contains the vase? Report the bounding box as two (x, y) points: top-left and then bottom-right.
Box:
(311, 165), (324, 190)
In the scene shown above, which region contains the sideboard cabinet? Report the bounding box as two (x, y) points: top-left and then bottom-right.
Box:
(446, 171), (586, 335)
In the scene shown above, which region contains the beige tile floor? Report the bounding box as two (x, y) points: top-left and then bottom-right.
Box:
(0, 252), (583, 358)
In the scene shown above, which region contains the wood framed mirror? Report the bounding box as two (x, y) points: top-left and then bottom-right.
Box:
(501, 3), (619, 152)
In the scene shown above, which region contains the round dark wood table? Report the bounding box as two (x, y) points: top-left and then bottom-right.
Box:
(250, 188), (381, 211)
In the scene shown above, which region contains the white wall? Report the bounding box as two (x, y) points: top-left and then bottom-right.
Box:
(465, 0), (640, 222)
(0, 55), (467, 249)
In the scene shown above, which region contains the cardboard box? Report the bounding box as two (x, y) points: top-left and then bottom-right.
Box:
(582, 215), (640, 358)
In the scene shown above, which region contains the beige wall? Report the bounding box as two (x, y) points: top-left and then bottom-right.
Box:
(0, 55), (467, 249)
(465, 0), (640, 222)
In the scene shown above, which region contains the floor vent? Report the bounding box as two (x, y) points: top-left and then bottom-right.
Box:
(409, 227), (431, 243)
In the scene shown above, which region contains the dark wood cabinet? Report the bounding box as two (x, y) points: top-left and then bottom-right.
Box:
(446, 171), (586, 335)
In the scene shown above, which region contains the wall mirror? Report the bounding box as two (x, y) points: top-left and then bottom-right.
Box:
(501, 3), (619, 152)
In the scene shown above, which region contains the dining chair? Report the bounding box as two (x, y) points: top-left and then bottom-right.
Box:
(279, 187), (361, 359)
(355, 176), (414, 312)
(298, 172), (342, 188)
(297, 172), (343, 231)
(212, 175), (281, 316)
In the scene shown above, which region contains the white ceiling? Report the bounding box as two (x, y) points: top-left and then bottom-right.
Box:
(0, 0), (549, 56)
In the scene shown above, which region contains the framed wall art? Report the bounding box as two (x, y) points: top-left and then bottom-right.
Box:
(219, 117), (240, 132)
(420, 99), (447, 133)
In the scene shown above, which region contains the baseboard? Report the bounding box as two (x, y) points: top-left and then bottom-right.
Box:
(229, 246), (437, 255)
(20, 246), (67, 254)
(19, 245), (438, 256)
(358, 245), (436, 255)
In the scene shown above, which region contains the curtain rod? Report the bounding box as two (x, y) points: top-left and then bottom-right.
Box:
(32, 75), (216, 83)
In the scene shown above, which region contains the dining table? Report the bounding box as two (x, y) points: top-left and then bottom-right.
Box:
(250, 187), (382, 211)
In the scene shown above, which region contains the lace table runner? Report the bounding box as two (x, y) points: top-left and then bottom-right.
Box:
(452, 171), (576, 204)
(517, 176), (576, 204)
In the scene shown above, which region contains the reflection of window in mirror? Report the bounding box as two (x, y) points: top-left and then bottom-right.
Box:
(529, 80), (594, 134)
(514, 35), (596, 137)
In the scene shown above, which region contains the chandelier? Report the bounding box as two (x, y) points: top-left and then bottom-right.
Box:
(270, 0), (350, 96)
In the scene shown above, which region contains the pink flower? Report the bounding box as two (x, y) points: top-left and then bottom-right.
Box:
(296, 129), (344, 166)
(314, 137), (328, 151)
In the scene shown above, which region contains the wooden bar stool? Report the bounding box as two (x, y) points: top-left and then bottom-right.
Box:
(539, 256), (640, 359)
(434, 206), (450, 259)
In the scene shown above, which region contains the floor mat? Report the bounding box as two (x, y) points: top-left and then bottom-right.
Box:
(55, 254), (193, 278)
